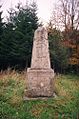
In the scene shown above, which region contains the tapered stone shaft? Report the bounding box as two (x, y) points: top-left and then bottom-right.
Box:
(31, 27), (51, 69)
(26, 27), (54, 97)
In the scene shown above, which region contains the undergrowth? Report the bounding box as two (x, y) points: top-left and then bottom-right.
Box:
(0, 69), (79, 119)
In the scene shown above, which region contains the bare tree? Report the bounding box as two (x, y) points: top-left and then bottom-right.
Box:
(51, 0), (79, 31)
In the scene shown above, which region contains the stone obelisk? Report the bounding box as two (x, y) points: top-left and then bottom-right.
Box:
(26, 27), (54, 97)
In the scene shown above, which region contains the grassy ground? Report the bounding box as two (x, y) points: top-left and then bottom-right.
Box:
(0, 70), (79, 119)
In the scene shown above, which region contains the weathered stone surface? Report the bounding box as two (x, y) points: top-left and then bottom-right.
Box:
(26, 27), (54, 97)
(31, 27), (50, 69)
(27, 68), (54, 97)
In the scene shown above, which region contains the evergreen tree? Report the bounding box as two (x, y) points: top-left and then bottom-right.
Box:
(0, 12), (3, 37)
(1, 1), (39, 69)
(0, 6), (6, 69)
(11, 1), (38, 68)
(48, 27), (68, 73)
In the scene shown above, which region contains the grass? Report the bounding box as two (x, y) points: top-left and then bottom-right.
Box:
(0, 69), (79, 119)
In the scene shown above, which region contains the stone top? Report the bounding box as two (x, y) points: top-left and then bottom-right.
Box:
(34, 27), (48, 41)
(31, 27), (51, 69)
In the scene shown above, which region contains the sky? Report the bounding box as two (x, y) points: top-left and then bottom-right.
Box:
(0, 0), (57, 24)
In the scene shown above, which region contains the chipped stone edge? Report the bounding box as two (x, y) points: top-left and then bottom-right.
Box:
(23, 92), (57, 101)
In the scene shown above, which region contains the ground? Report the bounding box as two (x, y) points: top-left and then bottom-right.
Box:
(0, 70), (79, 119)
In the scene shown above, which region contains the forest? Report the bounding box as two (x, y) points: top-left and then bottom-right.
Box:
(0, 0), (79, 74)
(0, 1), (79, 119)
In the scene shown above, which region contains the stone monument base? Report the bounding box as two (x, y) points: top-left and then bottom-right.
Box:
(25, 68), (54, 97)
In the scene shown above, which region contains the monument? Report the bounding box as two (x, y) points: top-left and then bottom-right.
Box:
(26, 27), (54, 97)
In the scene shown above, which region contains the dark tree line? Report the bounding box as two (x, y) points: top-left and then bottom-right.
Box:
(48, 22), (79, 74)
(48, 25), (69, 74)
(0, 1), (78, 74)
(0, 2), (39, 70)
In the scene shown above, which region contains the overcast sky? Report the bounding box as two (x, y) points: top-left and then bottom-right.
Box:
(0, 0), (57, 23)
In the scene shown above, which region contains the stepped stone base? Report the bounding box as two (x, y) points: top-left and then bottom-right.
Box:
(26, 68), (54, 97)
